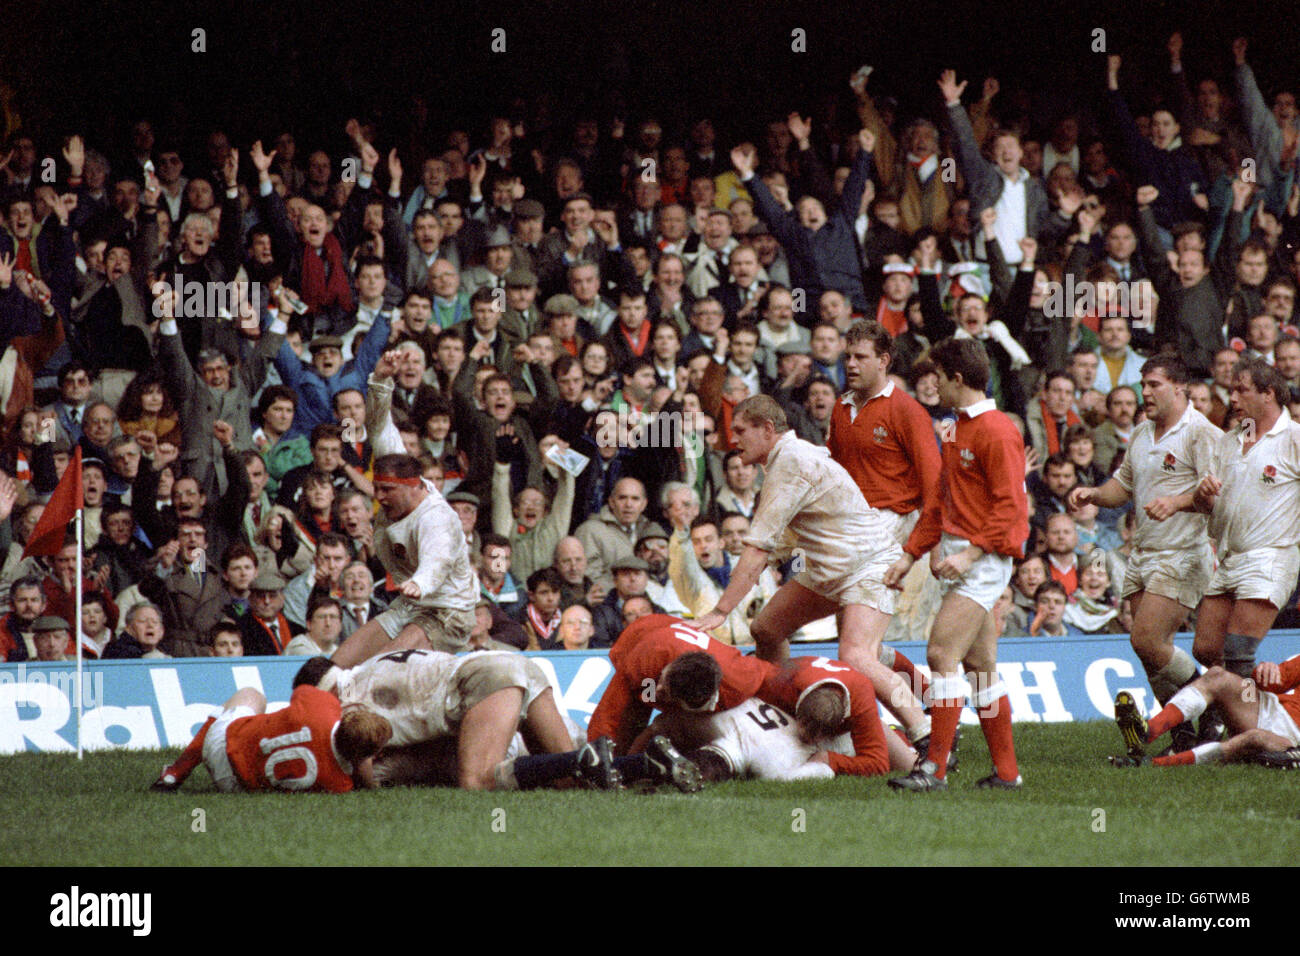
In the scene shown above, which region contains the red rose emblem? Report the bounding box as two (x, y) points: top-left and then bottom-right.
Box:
(1162, 453), (1176, 470)
(1265, 465), (1276, 477)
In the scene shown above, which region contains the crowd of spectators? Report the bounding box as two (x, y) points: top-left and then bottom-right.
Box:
(3, 30), (1300, 662)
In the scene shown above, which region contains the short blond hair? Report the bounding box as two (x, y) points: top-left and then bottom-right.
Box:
(733, 395), (788, 432)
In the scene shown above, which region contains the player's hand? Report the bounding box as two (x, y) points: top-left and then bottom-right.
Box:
(694, 609), (726, 633)
(1066, 485), (1094, 510)
(932, 548), (977, 581)
(399, 579), (423, 598)
(1193, 473), (1222, 511)
(883, 554), (915, 590)
(1143, 496), (1179, 521)
(1254, 661), (1281, 688)
(469, 337), (493, 362)
(586, 582), (606, 606)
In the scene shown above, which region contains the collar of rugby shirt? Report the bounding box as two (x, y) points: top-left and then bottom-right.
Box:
(960, 397), (996, 418)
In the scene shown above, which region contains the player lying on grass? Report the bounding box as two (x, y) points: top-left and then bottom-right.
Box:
(587, 613), (788, 754)
(598, 613), (915, 775)
(646, 658), (918, 781)
(1111, 654), (1300, 767)
(151, 685), (391, 793)
(295, 652), (701, 792)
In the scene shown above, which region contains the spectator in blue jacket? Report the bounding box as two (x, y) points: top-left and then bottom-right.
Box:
(273, 312), (392, 439)
(1106, 55), (1207, 240)
(732, 119), (873, 314)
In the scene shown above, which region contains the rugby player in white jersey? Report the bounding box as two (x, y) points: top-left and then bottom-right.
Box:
(331, 350), (478, 667)
(692, 396), (904, 708)
(1174, 357), (1300, 741)
(1068, 355), (1221, 751)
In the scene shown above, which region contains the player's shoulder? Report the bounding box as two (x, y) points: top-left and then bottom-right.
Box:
(289, 684), (342, 718)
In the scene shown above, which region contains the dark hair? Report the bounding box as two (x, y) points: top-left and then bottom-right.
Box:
(1034, 580), (1068, 604)
(316, 531), (351, 555)
(81, 591), (112, 615)
(843, 319), (893, 360)
(470, 285), (498, 307)
(354, 254), (385, 274)
(480, 532), (511, 554)
(1233, 356), (1291, 407)
(331, 388), (365, 413)
(220, 543), (258, 571)
(1044, 452), (1075, 474)
(309, 422), (344, 447)
(292, 656), (337, 689)
(372, 453), (421, 478)
(1044, 367), (1075, 391)
(664, 651), (722, 709)
(1140, 354), (1190, 385)
(929, 337), (990, 393)
(306, 593), (342, 621)
(209, 620), (242, 643)
(57, 361), (90, 389)
(117, 372), (178, 422)
(526, 567), (564, 593)
(689, 515), (719, 535)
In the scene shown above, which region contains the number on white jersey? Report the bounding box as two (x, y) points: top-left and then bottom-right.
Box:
(745, 703), (790, 732)
(810, 657), (851, 673)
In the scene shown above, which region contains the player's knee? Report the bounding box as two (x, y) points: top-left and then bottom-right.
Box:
(458, 765), (495, 791)
(1201, 665), (1232, 690)
(1191, 642), (1220, 668)
(926, 648), (954, 673)
(750, 616), (780, 648)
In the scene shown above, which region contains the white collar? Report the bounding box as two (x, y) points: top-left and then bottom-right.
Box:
(961, 397), (996, 418)
(765, 430), (798, 469)
(840, 379), (894, 411)
(1237, 407), (1292, 446)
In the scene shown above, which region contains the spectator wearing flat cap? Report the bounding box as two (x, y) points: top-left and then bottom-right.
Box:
(542, 293), (597, 359)
(238, 569), (300, 656)
(273, 307), (392, 441)
(510, 199), (547, 276)
(461, 226), (517, 297)
(590, 554), (665, 647)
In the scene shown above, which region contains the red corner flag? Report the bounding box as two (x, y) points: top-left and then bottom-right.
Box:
(24, 445), (83, 558)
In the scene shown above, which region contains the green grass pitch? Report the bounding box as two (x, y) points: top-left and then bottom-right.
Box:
(4, 722), (1296, 867)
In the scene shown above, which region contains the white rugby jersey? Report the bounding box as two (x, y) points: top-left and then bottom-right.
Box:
(335, 649), (516, 747)
(1207, 409), (1300, 555)
(744, 431), (900, 590)
(1114, 403), (1221, 552)
(368, 375), (477, 613)
(702, 698), (853, 781)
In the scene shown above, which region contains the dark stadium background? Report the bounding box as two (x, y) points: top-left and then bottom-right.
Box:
(4, 0), (1299, 161)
